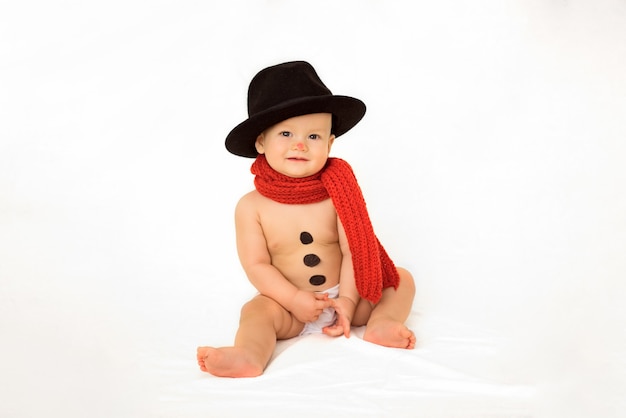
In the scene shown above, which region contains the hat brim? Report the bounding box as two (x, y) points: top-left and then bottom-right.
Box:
(225, 95), (366, 158)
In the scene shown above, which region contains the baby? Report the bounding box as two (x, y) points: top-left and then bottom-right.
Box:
(197, 61), (416, 377)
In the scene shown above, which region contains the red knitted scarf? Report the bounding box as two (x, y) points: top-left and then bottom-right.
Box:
(251, 154), (399, 303)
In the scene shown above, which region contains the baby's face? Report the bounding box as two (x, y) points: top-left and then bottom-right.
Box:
(255, 113), (335, 178)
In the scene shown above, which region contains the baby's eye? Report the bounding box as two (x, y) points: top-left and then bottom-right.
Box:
(309, 134), (320, 140)
(280, 131), (292, 138)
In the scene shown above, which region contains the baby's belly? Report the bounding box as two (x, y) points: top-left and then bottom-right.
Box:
(272, 247), (342, 292)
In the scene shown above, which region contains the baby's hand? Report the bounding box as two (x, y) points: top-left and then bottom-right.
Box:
(323, 296), (356, 338)
(289, 290), (332, 323)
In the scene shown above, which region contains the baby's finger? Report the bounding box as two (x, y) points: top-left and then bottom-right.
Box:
(315, 298), (333, 310)
(341, 321), (351, 338)
(313, 292), (329, 301)
(322, 325), (345, 337)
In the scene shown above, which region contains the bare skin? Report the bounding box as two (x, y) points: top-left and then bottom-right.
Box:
(198, 114), (416, 377)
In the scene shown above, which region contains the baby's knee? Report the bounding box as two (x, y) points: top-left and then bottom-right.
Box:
(397, 267), (416, 294)
(240, 295), (282, 318)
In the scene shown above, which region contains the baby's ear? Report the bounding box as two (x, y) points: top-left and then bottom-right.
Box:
(327, 134), (336, 152)
(254, 134), (265, 154)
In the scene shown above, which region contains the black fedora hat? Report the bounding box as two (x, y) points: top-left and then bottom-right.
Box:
(225, 61), (366, 158)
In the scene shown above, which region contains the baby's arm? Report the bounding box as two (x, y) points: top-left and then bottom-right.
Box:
(235, 194), (331, 323)
(323, 217), (359, 338)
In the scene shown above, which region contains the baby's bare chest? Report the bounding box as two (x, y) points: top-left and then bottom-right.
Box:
(257, 199), (339, 252)
(256, 198), (341, 289)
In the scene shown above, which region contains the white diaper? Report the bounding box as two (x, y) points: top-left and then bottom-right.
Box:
(299, 284), (340, 336)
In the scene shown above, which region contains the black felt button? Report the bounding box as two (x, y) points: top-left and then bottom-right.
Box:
(303, 254), (321, 267)
(300, 231), (314, 245)
(309, 275), (326, 286)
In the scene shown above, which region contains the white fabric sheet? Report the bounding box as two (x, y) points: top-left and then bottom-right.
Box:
(155, 317), (535, 418)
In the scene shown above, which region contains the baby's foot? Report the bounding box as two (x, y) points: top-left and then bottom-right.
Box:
(196, 346), (264, 378)
(363, 319), (416, 349)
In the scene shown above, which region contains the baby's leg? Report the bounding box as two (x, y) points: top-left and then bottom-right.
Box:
(362, 267), (416, 349)
(197, 294), (302, 377)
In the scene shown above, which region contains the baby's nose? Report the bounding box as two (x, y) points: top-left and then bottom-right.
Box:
(294, 142), (305, 151)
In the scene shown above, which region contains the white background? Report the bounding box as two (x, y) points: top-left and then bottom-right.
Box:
(1, 1), (625, 417)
